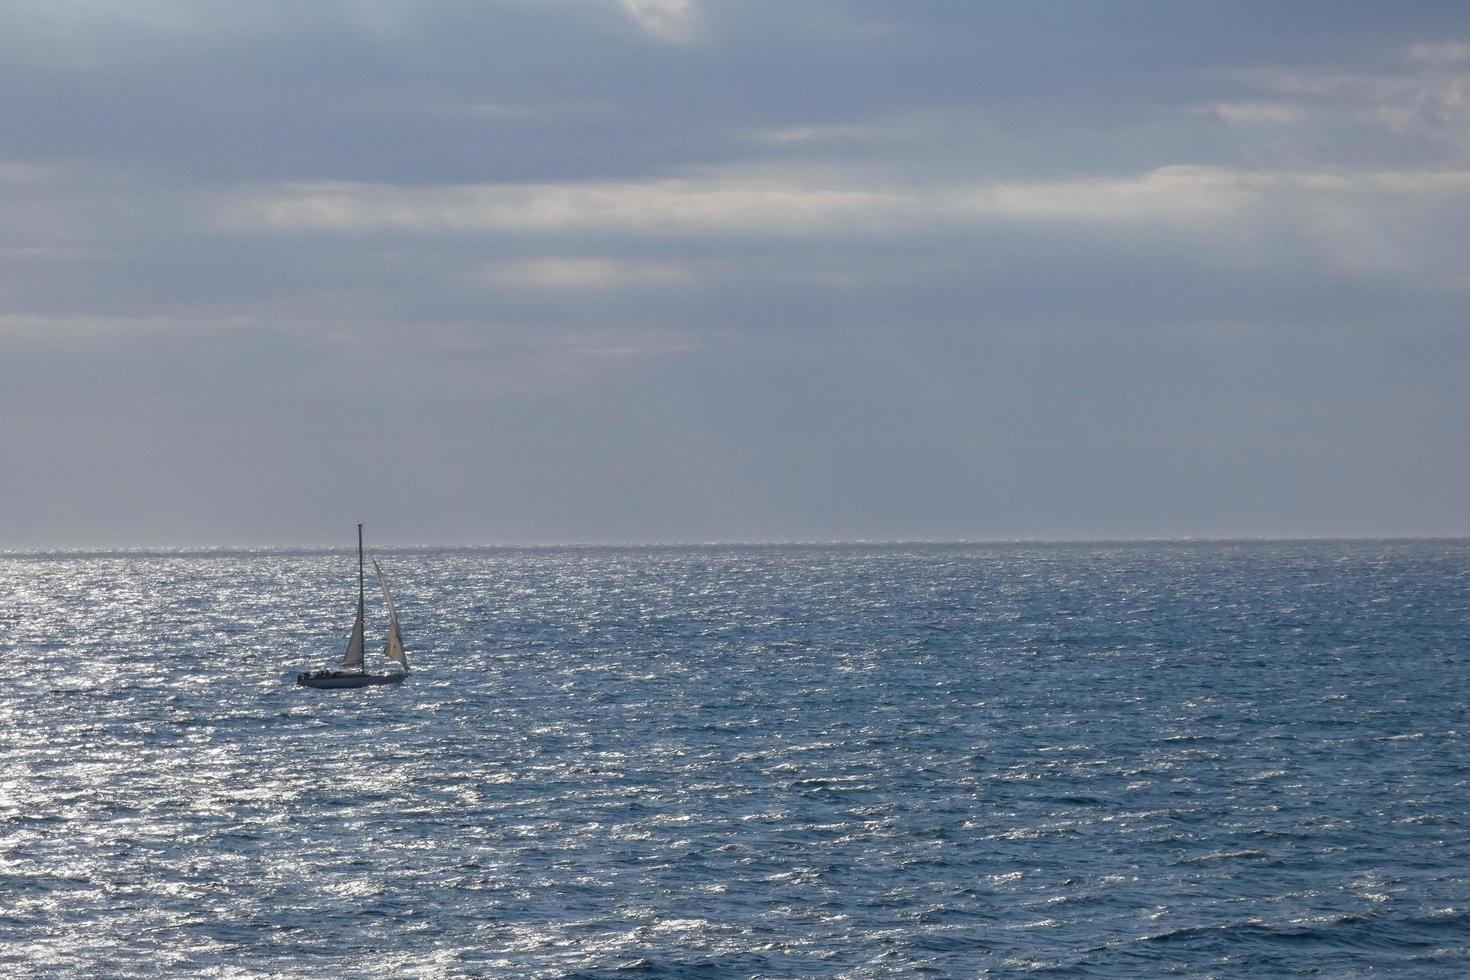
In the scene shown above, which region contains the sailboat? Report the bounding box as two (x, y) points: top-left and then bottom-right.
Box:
(296, 524), (410, 689)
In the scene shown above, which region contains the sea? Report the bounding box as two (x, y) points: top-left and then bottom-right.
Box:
(2, 540), (1468, 978)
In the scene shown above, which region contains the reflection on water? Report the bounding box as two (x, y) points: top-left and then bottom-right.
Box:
(1, 541), (1468, 976)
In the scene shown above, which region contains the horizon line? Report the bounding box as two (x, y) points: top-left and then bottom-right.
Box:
(3, 534), (1468, 557)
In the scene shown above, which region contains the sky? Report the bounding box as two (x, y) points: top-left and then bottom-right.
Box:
(2, 1), (1469, 548)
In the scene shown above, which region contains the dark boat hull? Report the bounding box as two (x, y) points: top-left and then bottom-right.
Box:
(296, 671), (408, 689)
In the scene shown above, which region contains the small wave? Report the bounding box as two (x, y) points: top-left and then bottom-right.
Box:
(1183, 848), (1272, 864)
(1138, 910), (1470, 955)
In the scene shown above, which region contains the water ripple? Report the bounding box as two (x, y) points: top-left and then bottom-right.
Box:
(1, 541), (1468, 976)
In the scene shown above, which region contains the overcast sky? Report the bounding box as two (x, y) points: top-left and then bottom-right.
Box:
(3, 1), (1469, 547)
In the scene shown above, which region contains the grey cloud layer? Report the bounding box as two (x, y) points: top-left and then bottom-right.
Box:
(2, 1), (1469, 546)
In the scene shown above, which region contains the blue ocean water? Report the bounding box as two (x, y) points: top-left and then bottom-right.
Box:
(1, 541), (1468, 977)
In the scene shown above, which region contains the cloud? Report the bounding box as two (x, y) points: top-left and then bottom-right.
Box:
(476, 257), (693, 289)
(0, 312), (235, 337)
(619, 0), (696, 41)
(236, 166), (1470, 233)
(1407, 40), (1470, 64)
(1194, 101), (1307, 125)
(0, 161), (63, 183)
(225, 178), (905, 236)
(7, 4), (1470, 544)
(561, 327), (698, 358)
(193, 162), (1470, 317)
(1227, 46), (1470, 148)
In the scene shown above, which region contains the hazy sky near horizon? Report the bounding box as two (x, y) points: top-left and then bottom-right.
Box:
(3, 1), (1470, 547)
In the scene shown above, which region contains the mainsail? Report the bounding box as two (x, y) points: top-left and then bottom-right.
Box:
(374, 559), (408, 668)
(342, 605), (365, 667)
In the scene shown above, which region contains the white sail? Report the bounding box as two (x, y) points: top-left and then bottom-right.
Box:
(342, 604), (365, 667)
(374, 559), (408, 668)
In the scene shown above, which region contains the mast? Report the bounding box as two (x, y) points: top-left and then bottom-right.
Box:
(357, 522), (365, 674)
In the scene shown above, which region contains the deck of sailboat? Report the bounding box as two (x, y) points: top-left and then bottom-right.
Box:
(297, 671), (407, 689)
